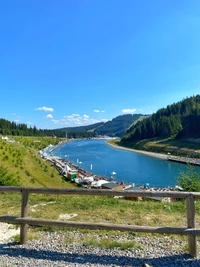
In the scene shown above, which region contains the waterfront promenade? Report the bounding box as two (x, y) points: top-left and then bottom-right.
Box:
(42, 139), (200, 188)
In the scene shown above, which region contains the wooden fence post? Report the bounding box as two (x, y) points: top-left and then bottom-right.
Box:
(186, 194), (197, 258)
(20, 189), (29, 244)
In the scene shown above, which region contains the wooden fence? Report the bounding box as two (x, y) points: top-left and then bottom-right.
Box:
(0, 186), (200, 258)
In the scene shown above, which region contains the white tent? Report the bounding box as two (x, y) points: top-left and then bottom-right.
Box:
(91, 180), (109, 188)
(83, 176), (94, 182)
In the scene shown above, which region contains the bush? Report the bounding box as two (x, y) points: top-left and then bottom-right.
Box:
(176, 167), (200, 192)
(0, 166), (19, 186)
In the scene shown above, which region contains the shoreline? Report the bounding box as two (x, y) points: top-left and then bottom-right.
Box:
(107, 141), (168, 160)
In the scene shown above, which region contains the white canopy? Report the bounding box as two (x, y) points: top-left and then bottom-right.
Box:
(91, 180), (109, 187)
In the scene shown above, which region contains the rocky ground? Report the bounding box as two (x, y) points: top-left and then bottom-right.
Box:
(0, 223), (200, 267)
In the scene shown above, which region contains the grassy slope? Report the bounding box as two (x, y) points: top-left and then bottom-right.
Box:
(0, 136), (75, 188)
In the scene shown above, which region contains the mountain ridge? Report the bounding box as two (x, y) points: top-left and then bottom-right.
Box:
(55, 114), (148, 137)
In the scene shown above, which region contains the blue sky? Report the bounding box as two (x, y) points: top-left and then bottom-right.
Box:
(1, 0), (200, 129)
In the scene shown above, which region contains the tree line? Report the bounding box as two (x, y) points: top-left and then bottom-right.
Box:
(121, 95), (200, 144)
(0, 118), (98, 138)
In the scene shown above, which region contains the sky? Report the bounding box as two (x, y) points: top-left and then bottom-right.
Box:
(1, 0), (200, 129)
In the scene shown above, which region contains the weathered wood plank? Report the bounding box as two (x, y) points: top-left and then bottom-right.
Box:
(20, 189), (29, 244)
(0, 186), (24, 193)
(1, 186), (200, 199)
(1, 216), (200, 235)
(187, 194), (197, 258)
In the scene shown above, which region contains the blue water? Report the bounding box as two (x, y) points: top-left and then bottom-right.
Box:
(53, 139), (200, 188)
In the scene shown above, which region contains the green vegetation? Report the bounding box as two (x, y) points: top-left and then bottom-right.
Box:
(93, 114), (148, 137)
(109, 136), (200, 159)
(0, 136), (76, 187)
(1, 192), (198, 228)
(0, 166), (19, 186)
(177, 167), (200, 192)
(80, 235), (141, 250)
(121, 95), (200, 144)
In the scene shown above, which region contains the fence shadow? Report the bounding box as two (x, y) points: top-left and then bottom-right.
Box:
(0, 242), (199, 267)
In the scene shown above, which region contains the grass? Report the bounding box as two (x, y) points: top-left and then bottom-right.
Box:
(81, 236), (142, 250)
(0, 136), (77, 188)
(1, 192), (199, 228)
(12, 230), (40, 243)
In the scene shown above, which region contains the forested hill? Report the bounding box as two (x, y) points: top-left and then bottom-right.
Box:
(56, 114), (147, 138)
(121, 95), (200, 144)
(93, 114), (147, 137)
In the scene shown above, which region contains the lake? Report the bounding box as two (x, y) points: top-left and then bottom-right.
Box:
(53, 139), (200, 188)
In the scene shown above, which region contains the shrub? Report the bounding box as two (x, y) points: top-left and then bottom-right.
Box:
(176, 167), (200, 192)
(0, 166), (19, 186)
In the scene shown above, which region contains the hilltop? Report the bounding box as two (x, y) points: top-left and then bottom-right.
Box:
(56, 114), (148, 138)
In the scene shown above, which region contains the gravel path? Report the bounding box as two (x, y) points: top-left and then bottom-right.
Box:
(0, 228), (200, 267)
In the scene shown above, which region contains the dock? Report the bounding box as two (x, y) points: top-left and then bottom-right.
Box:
(168, 156), (200, 166)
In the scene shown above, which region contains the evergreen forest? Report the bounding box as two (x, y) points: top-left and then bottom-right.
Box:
(121, 95), (200, 144)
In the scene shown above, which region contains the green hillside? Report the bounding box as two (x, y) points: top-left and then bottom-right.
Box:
(93, 114), (148, 137)
(54, 114), (148, 138)
(0, 136), (76, 188)
(121, 95), (200, 144)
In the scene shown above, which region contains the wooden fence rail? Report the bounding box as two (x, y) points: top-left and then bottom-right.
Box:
(0, 187), (200, 258)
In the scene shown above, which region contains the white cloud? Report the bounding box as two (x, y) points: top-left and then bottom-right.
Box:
(94, 110), (105, 113)
(122, 108), (136, 114)
(14, 119), (20, 123)
(46, 114), (53, 119)
(83, 114), (89, 118)
(52, 114), (108, 127)
(35, 106), (54, 112)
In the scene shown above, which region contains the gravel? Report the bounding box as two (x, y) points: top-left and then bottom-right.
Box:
(0, 230), (200, 267)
